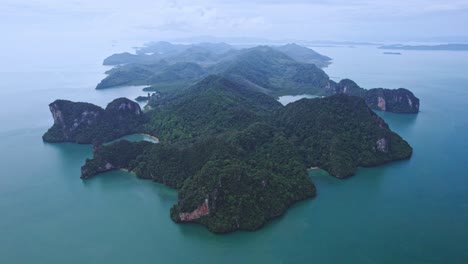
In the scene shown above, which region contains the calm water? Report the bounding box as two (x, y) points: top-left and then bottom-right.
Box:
(0, 45), (467, 263)
(277, 94), (318, 105)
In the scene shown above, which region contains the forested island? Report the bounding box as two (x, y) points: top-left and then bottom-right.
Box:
(41, 41), (421, 233)
(44, 72), (413, 233)
(97, 42), (419, 113)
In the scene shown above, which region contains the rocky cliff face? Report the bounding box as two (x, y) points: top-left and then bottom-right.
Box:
(325, 79), (420, 113)
(44, 100), (104, 142)
(43, 98), (143, 144)
(178, 199), (210, 222)
(364, 88), (420, 113)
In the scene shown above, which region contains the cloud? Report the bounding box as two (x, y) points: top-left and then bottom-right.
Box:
(1, 0), (467, 43)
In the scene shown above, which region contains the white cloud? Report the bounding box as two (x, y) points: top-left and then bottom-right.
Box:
(1, 0), (467, 43)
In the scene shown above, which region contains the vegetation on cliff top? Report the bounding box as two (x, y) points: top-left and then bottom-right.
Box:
(43, 98), (145, 144)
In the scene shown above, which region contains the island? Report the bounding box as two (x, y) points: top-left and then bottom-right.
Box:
(44, 74), (413, 233)
(97, 42), (419, 114)
(379, 44), (468, 51)
(383, 52), (402, 55)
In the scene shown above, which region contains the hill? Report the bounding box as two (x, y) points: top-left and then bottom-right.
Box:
(274, 43), (332, 67)
(43, 98), (144, 144)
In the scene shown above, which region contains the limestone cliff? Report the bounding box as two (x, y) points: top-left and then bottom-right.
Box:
(178, 199), (210, 222)
(43, 98), (144, 144)
(364, 88), (420, 113)
(325, 79), (420, 113)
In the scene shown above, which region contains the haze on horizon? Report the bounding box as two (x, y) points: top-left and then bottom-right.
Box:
(1, 0), (467, 70)
(3, 0), (468, 44)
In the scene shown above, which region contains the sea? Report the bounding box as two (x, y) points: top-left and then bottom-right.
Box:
(0, 43), (467, 263)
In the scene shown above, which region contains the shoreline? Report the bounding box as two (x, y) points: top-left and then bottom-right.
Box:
(119, 168), (137, 175)
(140, 133), (160, 142)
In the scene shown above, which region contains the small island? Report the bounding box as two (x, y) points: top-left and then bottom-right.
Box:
(379, 43), (468, 51)
(383, 52), (402, 55)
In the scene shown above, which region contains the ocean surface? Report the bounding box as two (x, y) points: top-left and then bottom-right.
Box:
(0, 44), (467, 263)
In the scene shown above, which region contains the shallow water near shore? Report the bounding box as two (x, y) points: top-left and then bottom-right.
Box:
(0, 45), (467, 263)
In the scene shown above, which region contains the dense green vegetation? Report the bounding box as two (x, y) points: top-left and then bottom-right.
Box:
(143, 75), (282, 142)
(220, 46), (330, 96)
(99, 45), (331, 94)
(45, 41), (417, 232)
(81, 140), (153, 178)
(325, 79), (420, 113)
(276, 95), (413, 177)
(82, 123), (316, 233)
(96, 61), (205, 90)
(68, 75), (413, 233)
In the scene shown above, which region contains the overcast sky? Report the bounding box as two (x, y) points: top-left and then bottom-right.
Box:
(2, 0), (468, 47)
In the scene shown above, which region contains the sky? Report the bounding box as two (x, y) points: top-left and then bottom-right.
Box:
(2, 0), (468, 50)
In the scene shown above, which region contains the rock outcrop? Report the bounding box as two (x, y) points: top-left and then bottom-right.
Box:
(325, 79), (420, 113)
(179, 199), (210, 222)
(364, 88), (420, 113)
(45, 100), (104, 142)
(43, 98), (144, 144)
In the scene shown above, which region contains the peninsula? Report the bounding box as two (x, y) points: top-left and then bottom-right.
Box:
(97, 42), (419, 113)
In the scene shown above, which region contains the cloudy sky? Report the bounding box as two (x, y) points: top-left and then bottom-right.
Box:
(2, 0), (468, 46)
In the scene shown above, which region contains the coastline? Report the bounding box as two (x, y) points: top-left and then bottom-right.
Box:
(140, 133), (159, 142)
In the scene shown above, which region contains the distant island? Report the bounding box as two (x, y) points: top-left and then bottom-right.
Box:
(44, 75), (413, 233)
(98, 42), (419, 114)
(383, 52), (401, 55)
(379, 44), (468, 51)
(169, 36), (381, 46)
(102, 41), (332, 68)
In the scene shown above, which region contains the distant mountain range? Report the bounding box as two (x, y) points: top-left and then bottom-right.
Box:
(103, 41), (332, 67)
(98, 41), (419, 114)
(379, 44), (468, 51)
(170, 36), (381, 46)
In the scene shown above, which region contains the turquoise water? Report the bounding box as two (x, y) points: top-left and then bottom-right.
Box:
(0, 45), (467, 263)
